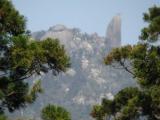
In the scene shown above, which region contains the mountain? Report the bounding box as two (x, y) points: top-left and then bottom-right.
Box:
(10, 15), (136, 120)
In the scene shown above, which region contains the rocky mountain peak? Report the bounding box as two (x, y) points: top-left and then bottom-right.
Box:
(48, 24), (67, 32)
(106, 14), (121, 49)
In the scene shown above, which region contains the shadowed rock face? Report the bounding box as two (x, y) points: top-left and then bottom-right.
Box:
(10, 16), (135, 120)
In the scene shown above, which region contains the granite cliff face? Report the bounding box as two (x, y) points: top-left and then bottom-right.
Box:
(11, 15), (136, 120)
(105, 15), (121, 50)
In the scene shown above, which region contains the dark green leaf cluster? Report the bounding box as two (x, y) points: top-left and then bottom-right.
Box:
(41, 104), (71, 120)
(140, 6), (160, 41)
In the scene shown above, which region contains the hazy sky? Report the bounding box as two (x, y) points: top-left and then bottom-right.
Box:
(12, 0), (160, 45)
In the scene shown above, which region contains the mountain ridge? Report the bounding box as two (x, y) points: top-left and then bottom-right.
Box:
(10, 15), (136, 120)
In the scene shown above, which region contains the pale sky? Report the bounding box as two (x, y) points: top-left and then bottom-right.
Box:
(12, 0), (160, 45)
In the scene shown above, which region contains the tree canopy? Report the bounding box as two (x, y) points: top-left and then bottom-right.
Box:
(41, 104), (71, 120)
(0, 0), (70, 117)
(91, 5), (160, 120)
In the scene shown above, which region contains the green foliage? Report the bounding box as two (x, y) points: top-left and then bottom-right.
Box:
(0, 76), (28, 112)
(90, 105), (104, 120)
(25, 80), (43, 103)
(41, 104), (71, 120)
(140, 6), (160, 41)
(91, 5), (160, 120)
(0, 0), (26, 50)
(0, 114), (7, 120)
(40, 38), (70, 74)
(104, 45), (132, 65)
(0, 0), (70, 116)
(0, 0), (26, 35)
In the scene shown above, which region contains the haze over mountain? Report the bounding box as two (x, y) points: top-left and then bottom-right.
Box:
(10, 15), (136, 120)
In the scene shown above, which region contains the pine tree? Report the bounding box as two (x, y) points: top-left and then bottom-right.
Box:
(0, 0), (70, 117)
(41, 104), (71, 120)
(91, 6), (160, 120)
